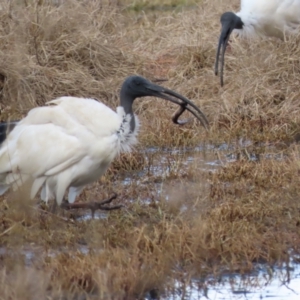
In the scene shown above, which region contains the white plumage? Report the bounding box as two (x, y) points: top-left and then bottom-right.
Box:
(237, 0), (300, 39)
(0, 76), (209, 208)
(215, 0), (300, 86)
(0, 97), (138, 205)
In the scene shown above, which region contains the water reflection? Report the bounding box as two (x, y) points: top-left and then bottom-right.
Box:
(164, 262), (300, 299)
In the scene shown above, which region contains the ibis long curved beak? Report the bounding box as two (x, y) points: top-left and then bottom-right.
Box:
(215, 26), (233, 87)
(215, 12), (244, 87)
(146, 83), (209, 130)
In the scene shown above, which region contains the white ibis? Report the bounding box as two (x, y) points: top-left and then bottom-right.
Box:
(215, 0), (300, 86)
(0, 76), (209, 214)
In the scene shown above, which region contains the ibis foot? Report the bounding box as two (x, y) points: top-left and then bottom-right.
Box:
(60, 193), (122, 218)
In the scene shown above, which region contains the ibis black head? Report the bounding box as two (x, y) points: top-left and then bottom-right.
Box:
(215, 12), (244, 86)
(120, 75), (209, 130)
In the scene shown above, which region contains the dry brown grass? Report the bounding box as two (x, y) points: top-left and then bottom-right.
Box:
(1, 0), (300, 298)
(2, 147), (300, 298)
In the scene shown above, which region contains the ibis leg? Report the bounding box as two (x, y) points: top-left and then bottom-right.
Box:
(60, 193), (122, 218)
(50, 200), (58, 214)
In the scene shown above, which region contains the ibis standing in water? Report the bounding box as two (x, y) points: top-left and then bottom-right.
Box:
(215, 0), (300, 86)
(0, 76), (209, 214)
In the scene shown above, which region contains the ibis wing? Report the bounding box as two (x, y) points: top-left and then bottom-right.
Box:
(0, 96), (122, 204)
(17, 96), (120, 141)
(240, 0), (259, 12)
(0, 96), (121, 186)
(48, 97), (121, 138)
(277, 0), (300, 26)
(0, 123), (86, 178)
(240, 0), (274, 13)
(241, 0), (300, 16)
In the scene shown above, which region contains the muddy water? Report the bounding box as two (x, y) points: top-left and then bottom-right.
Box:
(163, 260), (300, 299)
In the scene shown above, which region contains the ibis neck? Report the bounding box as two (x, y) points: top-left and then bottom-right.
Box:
(120, 90), (135, 133)
(235, 11), (256, 37)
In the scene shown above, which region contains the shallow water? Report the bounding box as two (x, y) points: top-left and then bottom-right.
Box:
(163, 261), (300, 299)
(79, 142), (287, 219)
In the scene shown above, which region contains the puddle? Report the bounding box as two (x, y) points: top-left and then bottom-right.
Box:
(114, 143), (261, 203)
(111, 145), (221, 206)
(79, 142), (288, 219)
(163, 261), (300, 300)
(140, 144), (224, 177)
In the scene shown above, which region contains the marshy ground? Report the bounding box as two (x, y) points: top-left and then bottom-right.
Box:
(1, 0), (300, 299)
